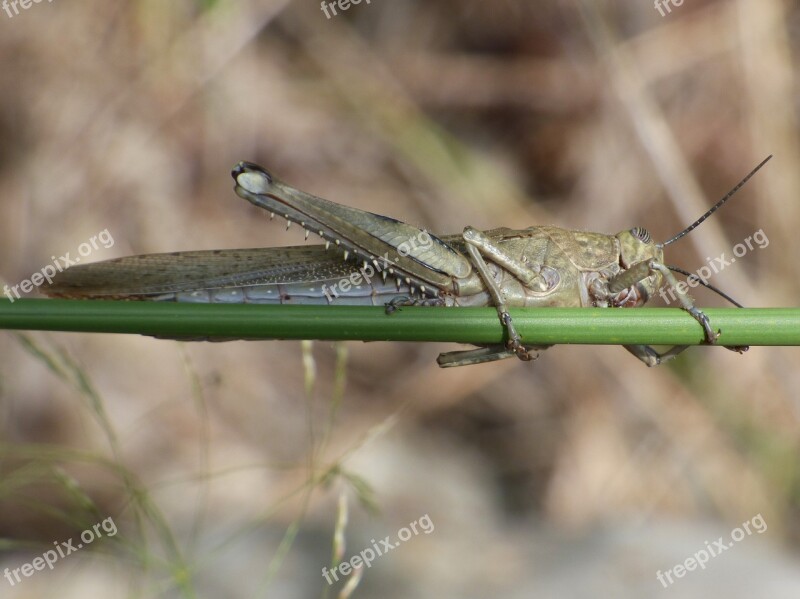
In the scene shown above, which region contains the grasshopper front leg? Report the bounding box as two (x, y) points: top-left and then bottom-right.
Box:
(612, 259), (744, 367)
(648, 261), (720, 345)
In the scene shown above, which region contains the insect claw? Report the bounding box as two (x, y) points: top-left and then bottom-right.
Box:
(382, 270), (388, 282)
(691, 308), (719, 344)
(269, 212), (275, 220)
(335, 239), (340, 246)
(384, 296), (411, 315)
(515, 347), (536, 361)
(285, 219), (291, 230)
(343, 250), (349, 261)
(325, 241), (331, 250)
(304, 230), (310, 240)
(727, 344), (750, 354)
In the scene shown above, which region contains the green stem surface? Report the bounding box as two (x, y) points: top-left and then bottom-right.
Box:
(0, 299), (798, 346)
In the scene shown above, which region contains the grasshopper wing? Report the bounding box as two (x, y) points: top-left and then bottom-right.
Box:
(42, 246), (360, 299)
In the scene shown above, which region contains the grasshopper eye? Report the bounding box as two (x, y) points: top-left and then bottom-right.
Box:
(630, 227), (651, 243)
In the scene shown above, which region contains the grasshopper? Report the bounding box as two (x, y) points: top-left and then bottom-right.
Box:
(44, 156), (771, 367)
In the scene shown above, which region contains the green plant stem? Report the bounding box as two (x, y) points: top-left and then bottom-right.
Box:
(0, 299), (799, 346)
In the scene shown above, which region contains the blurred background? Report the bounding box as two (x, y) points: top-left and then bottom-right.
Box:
(1, 0), (800, 597)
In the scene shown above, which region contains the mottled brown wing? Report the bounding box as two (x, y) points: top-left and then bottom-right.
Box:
(42, 246), (367, 299)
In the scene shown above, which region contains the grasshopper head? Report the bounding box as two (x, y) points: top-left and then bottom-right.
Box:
(609, 227), (664, 306)
(608, 157), (772, 309)
(617, 227), (663, 267)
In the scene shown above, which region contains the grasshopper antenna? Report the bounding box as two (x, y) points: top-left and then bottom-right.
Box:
(660, 155), (772, 247)
(665, 265), (744, 308)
